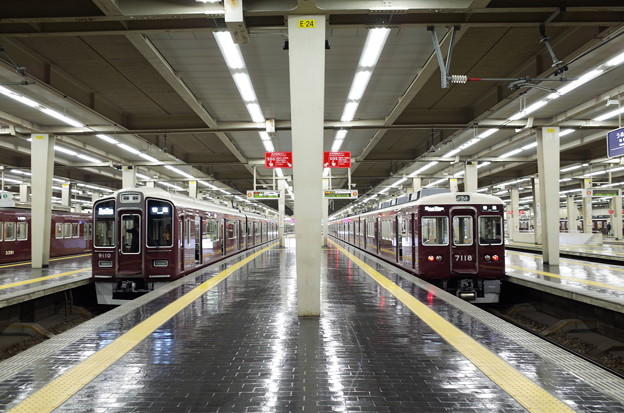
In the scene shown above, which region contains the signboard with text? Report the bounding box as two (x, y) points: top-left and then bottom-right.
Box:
(607, 127), (624, 158)
(246, 190), (281, 200)
(264, 152), (292, 168)
(323, 151), (351, 168)
(324, 189), (358, 199)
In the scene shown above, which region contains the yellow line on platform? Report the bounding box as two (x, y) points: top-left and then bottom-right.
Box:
(0, 268), (92, 290)
(0, 253), (91, 269)
(8, 242), (277, 413)
(330, 240), (574, 413)
(507, 264), (624, 293)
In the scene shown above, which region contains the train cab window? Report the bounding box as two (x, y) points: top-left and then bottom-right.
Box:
(17, 222), (28, 241)
(64, 223), (72, 239)
(4, 222), (16, 241)
(94, 200), (115, 247)
(72, 223), (80, 238)
(453, 216), (473, 246)
(479, 216), (503, 245)
(146, 200), (173, 247)
(55, 223), (63, 239)
(421, 217), (448, 245)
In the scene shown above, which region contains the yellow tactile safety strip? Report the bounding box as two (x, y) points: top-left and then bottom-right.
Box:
(0, 253), (91, 269)
(8, 242), (277, 413)
(508, 249), (624, 274)
(507, 264), (624, 293)
(0, 268), (91, 290)
(329, 240), (574, 413)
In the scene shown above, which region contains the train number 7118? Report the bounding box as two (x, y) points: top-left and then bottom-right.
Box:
(454, 254), (473, 261)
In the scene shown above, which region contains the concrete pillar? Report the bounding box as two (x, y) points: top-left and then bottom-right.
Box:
(74, 203), (83, 213)
(322, 178), (329, 247)
(536, 127), (560, 265)
(582, 178), (592, 234)
(31, 134), (55, 268)
(464, 161), (478, 192)
(412, 177), (422, 193)
(61, 183), (72, 207)
(91, 192), (101, 203)
(122, 166), (137, 188)
(509, 188), (520, 241)
(531, 177), (541, 244)
(145, 181), (155, 188)
(566, 195), (578, 233)
(19, 184), (29, 203)
(449, 178), (458, 192)
(188, 180), (198, 198)
(278, 179), (286, 247)
(288, 15), (325, 316)
(612, 192), (623, 240)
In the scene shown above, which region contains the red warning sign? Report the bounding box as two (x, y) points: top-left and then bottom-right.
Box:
(323, 151), (351, 168)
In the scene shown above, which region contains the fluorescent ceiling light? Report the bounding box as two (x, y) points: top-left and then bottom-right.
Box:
(139, 153), (159, 163)
(40, 108), (84, 127)
(136, 173), (151, 180)
(76, 153), (101, 163)
(359, 28), (391, 68)
(508, 100), (547, 121)
(159, 182), (184, 191)
(390, 177), (407, 188)
(348, 70), (372, 101)
(262, 140), (275, 152)
(477, 161), (491, 168)
(593, 106), (624, 121)
(199, 180), (217, 189)
(117, 143), (141, 155)
(0, 86), (38, 107)
(246, 103), (265, 123)
(606, 51), (624, 67)
(479, 128), (499, 139)
(408, 161), (438, 177)
(425, 178), (446, 188)
(521, 142), (537, 150)
(96, 134), (118, 144)
(165, 165), (194, 179)
(275, 168), (284, 177)
(442, 148), (461, 158)
(331, 141), (342, 152)
(213, 31), (245, 70)
(548, 69), (603, 99)
(55, 146), (77, 156)
(218, 189), (230, 194)
(500, 148), (523, 159)
(259, 131), (272, 142)
(559, 129), (575, 137)
(341, 101), (359, 122)
(561, 165), (582, 172)
(232, 73), (257, 102)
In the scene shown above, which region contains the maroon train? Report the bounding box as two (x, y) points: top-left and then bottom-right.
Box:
(92, 187), (278, 305)
(0, 207), (92, 265)
(329, 191), (505, 303)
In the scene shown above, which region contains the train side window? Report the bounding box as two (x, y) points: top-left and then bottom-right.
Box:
(146, 200), (173, 247)
(17, 222), (28, 241)
(0, 222), (3, 241)
(453, 216), (473, 246)
(55, 223), (63, 239)
(72, 223), (80, 238)
(479, 216), (503, 245)
(4, 222), (16, 241)
(64, 223), (72, 239)
(227, 222), (235, 239)
(206, 219), (219, 241)
(421, 217), (448, 245)
(84, 223), (92, 240)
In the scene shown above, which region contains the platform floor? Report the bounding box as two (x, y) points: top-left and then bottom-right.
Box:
(0, 238), (622, 412)
(0, 254), (92, 308)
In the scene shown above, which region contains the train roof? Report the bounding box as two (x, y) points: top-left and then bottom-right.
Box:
(334, 191), (504, 221)
(96, 187), (274, 220)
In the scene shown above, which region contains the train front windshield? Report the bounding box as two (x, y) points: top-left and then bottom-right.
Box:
(147, 200), (173, 247)
(94, 200), (115, 247)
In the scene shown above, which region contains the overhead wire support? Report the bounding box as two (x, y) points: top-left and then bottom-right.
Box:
(428, 26), (459, 89)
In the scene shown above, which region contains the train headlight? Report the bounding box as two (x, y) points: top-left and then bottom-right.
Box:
(427, 255), (435, 262)
(484, 255), (491, 262)
(492, 255), (499, 261)
(435, 255), (442, 262)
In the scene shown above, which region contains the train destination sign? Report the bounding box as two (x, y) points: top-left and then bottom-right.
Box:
(607, 127), (624, 158)
(246, 190), (281, 200)
(324, 189), (358, 199)
(265, 152), (292, 168)
(323, 151), (351, 168)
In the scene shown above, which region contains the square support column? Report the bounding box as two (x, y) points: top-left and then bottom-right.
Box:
(566, 195), (578, 233)
(536, 127), (560, 265)
(288, 15), (326, 317)
(509, 188), (520, 241)
(278, 179), (286, 247)
(464, 161), (478, 192)
(31, 134), (55, 268)
(122, 166), (137, 188)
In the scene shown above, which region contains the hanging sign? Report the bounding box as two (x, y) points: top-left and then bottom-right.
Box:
(265, 152), (292, 168)
(323, 151), (351, 168)
(324, 189), (358, 199)
(607, 127), (624, 158)
(246, 190), (281, 200)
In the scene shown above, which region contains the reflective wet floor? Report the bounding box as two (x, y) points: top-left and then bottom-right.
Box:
(1, 240), (623, 412)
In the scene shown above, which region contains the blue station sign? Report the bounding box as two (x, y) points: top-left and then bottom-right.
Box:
(607, 127), (624, 158)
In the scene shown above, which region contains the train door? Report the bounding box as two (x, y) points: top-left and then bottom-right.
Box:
(221, 219), (227, 255)
(195, 216), (202, 264)
(374, 218), (380, 254)
(118, 212), (141, 275)
(450, 207), (477, 274)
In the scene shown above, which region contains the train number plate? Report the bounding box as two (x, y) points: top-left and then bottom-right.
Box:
(454, 254), (473, 262)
